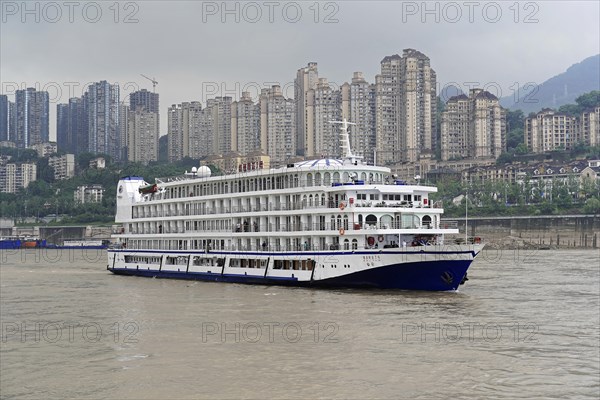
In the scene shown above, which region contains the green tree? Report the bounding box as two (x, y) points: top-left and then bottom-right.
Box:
(558, 103), (581, 116)
(506, 109), (524, 132)
(515, 143), (529, 154)
(575, 90), (600, 109)
(36, 158), (55, 183)
(496, 152), (514, 165)
(583, 197), (600, 214)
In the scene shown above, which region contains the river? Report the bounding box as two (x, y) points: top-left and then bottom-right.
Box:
(1, 248), (598, 399)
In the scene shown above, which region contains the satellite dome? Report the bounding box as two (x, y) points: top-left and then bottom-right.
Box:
(197, 165), (211, 178)
(191, 166), (197, 173)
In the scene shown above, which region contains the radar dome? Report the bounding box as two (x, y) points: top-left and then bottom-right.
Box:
(197, 165), (211, 178)
(191, 167), (198, 173)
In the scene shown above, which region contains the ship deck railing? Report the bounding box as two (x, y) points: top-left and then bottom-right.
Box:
(123, 220), (458, 235)
(131, 201), (440, 219)
(120, 241), (450, 253)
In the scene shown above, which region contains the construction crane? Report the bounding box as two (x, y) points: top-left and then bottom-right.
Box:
(140, 74), (158, 92)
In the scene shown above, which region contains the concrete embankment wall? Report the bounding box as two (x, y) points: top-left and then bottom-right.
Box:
(443, 215), (600, 249)
(6, 226), (113, 245)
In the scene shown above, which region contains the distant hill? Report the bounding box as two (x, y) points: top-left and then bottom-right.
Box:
(500, 54), (600, 113)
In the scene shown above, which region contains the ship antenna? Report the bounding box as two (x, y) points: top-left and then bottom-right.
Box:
(330, 119), (362, 163)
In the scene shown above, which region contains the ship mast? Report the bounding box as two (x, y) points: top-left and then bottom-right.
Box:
(330, 119), (363, 164)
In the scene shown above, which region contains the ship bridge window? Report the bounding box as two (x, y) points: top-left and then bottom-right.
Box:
(324, 172), (331, 185)
(307, 173), (313, 186)
(315, 172), (321, 185)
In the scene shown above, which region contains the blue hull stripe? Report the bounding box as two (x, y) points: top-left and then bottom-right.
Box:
(108, 259), (472, 291)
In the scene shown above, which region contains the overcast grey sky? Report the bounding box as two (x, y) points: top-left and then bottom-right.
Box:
(1, 0), (599, 140)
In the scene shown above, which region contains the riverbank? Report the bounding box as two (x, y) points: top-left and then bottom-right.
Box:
(444, 214), (600, 249)
(0, 225), (114, 246)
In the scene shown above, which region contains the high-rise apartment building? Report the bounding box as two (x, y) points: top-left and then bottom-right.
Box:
(48, 154), (75, 180)
(400, 49), (437, 163)
(168, 101), (203, 161)
(56, 103), (69, 153)
(526, 109), (579, 153)
(129, 89), (159, 114)
(375, 50), (437, 164)
(14, 88), (49, 148)
(127, 89), (160, 164)
(375, 54), (402, 165)
(0, 162), (37, 193)
(0, 95), (9, 142)
(69, 98), (87, 155)
(232, 92), (260, 155)
(119, 103), (130, 160)
(471, 89), (506, 158)
(128, 109), (158, 164)
(581, 106), (600, 147)
(441, 89), (506, 161)
(206, 97), (233, 156)
(312, 78), (342, 158)
(85, 81), (120, 160)
(260, 85), (295, 166)
(348, 72), (376, 164)
(295, 62), (319, 157)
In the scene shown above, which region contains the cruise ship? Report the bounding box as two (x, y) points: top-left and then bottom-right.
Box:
(108, 120), (483, 290)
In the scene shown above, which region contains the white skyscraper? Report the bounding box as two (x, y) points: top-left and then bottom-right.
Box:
(260, 85), (295, 167)
(295, 62), (319, 157)
(232, 92), (260, 155)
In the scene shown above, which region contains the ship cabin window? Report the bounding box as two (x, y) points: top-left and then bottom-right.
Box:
(357, 193), (366, 200)
(370, 194), (378, 200)
(414, 195), (422, 202)
(365, 214), (377, 226)
(403, 195), (412, 201)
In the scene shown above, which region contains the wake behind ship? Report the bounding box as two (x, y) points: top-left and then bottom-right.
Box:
(108, 120), (482, 290)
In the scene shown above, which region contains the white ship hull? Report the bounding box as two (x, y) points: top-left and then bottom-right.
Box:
(108, 244), (482, 291)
